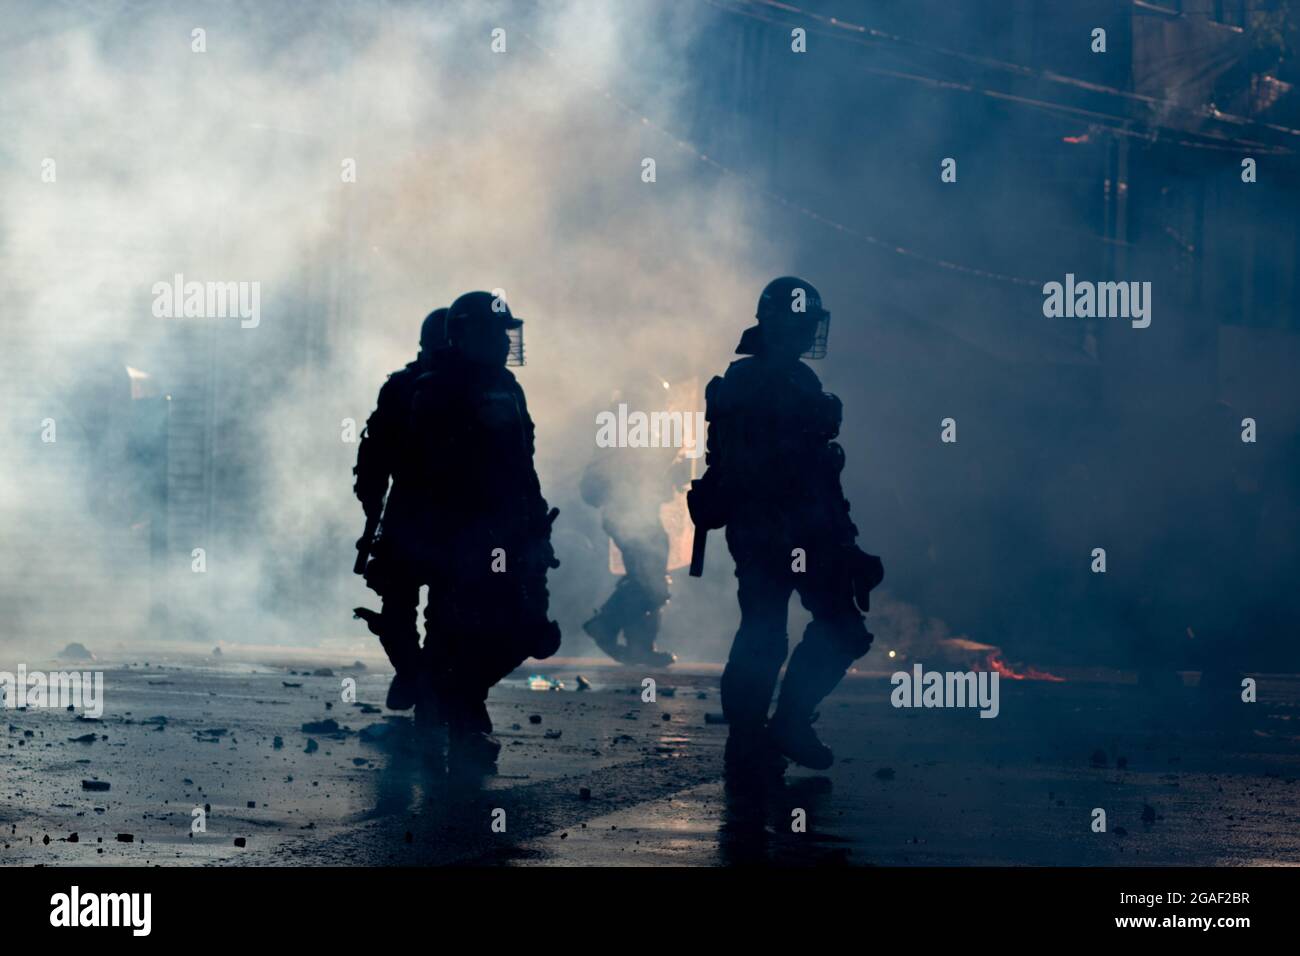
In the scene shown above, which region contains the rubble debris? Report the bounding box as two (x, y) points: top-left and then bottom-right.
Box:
(58, 643), (95, 662)
(528, 714), (542, 724)
(301, 718), (346, 735)
(544, 729), (562, 739)
(80, 780), (110, 792)
(358, 723), (391, 743)
(115, 833), (134, 843)
(579, 787), (592, 800)
(68, 734), (98, 744)
(212, 646), (223, 657)
(233, 837), (246, 848)
(875, 767), (896, 781)
(304, 738), (319, 754)
(273, 736), (284, 750)
(576, 675), (592, 691)
(312, 668), (335, 677)
(283, 681), (302, 688)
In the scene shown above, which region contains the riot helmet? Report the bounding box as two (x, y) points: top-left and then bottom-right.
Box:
(735, 276), (830, 360)
(418, 307), (448, 369)
(445, 290), (525, 367)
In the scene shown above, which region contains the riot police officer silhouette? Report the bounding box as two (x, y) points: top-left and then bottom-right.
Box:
(353, 308), (448, 711)
(688, 277), (883, 773)
(580, 386), (684, 668)
(407, 290), (562, 768)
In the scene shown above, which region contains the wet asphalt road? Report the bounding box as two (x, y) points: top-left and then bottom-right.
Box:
(2, 651), (1298, 866)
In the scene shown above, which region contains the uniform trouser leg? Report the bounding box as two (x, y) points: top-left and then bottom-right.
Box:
(439, 576), (533, 735)
(378, 574), (422, 672)
(721, 560), (793, 734)
(773, 554), (872, 725)
(591, 576), (641, 635)
(592, 534), (670, 647)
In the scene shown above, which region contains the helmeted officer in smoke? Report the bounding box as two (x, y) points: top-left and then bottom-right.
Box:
(688, 277), (883, 773)
(407, 290), (562, 768)
(353, 308), (449, 712)
(579, 431), (682, 668)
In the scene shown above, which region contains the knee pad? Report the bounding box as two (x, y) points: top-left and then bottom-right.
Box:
(805, 615), (873, 660)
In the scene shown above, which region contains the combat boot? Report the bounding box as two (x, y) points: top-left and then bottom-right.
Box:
(621, 644), (677, 669)
(621, 610), (675, 668)
(582, 610), (626, 662)
(446, 698), (500, 770)
(381, 634), (421, 711)
(768, 636), (855, 770)
(766, 712), (833, 770)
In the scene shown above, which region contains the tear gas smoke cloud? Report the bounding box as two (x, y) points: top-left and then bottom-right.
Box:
(0, 0), (777, 658)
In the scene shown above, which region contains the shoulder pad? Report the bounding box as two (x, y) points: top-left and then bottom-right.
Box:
(820, 392), (843, 436)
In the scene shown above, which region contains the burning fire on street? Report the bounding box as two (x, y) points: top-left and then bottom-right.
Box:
(939, 638), (1066, 683)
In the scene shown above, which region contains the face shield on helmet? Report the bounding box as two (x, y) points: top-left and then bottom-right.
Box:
(505, 324), (524, 366)
(802, 311), (830, 360)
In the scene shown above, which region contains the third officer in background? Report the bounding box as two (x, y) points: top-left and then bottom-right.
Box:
(580, 379), (687, 668)
(688, 277), (883, 774)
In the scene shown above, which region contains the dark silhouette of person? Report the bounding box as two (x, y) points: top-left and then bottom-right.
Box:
(580, 405), (684, 667)
(353, 308), (448, 711)
(688, 277), (883, 774)
(407, 290), (561, 769)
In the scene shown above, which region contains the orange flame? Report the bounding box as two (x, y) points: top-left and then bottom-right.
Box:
(986, 653), (1065, 682)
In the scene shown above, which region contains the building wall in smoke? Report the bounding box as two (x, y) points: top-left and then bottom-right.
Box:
(680, 0), (1300, 668)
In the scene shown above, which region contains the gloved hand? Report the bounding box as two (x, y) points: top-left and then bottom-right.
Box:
(687, 473), (728, 531)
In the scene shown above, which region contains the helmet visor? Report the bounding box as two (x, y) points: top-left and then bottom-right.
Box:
(506, 325), (525, 366)
(801, 312), (829, 360)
